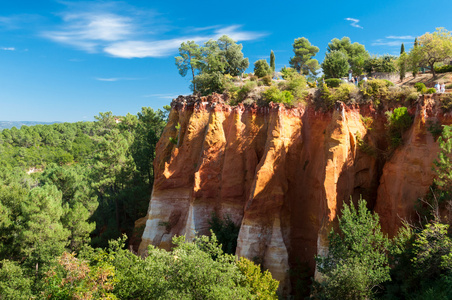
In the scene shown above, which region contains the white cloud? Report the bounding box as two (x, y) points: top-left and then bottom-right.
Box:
(42, 3), (266, 58)
(345, 18), (363, 29)
(1, 47), (15, 51)
(386, 35), (415, 40)
(372, 38), (414, 46)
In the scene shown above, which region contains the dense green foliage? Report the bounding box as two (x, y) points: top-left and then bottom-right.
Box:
(270, 50), (276, 75)
(326, 37), (370, 76)
(321, 50), (350, 79)
(324, 78), (342, 88)
(385, 106), (413, 148)
(409, 28), (452, 77)
(313, 198), (390, 299)
(176, 35), (249, 95)
(289, 37), (320, 78)
(254, 59), (272, 78)
(363, 55), (397, 74)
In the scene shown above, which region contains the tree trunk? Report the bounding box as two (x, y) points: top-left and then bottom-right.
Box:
(431, 62), (436, 77)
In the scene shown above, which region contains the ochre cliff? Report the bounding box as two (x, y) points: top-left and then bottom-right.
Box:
(138, 93), (450, 293)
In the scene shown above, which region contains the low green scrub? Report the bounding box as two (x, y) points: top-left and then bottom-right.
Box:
(414, 82), (427, 93)
(385, 106), (413, 148)
(426, 87), (436, 94)
(441, 94), (452, 111)
(262, 86), (294, 105)
(324, 78), (342, 88)
(434, 64), (452, 73)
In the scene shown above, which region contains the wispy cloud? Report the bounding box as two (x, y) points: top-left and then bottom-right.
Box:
(0, 47), (15, 51)
(372, 37), (414, 46)
(42, 2), (266, 58)
(386, 35), (415, 40)
(345, 18), (363, 29)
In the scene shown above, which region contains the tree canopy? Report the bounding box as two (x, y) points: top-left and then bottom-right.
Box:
(289, 37), (320, 78)
(409, 27), (452, 77)
(326, 37), (369, 76)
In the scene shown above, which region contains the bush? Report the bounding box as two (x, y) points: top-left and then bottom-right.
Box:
(254, 59), (272, 78)
(434, 64), (452, 73)
(286, 74), (308, 99)
(414, 82), (427, 93)
(388, 86), (419, 104)
(446, 83), (452, 89)
(208, 213), (240, 255)
(313, 198), (390, 299)
(249, 75), (258, 81)
(262, 86), (294, 105)
(426, 87), (436, 94)
(324, 78), (342, 88)
(441, 94), (452, 111)
(330, 83), (358, 104)
(386, 106), (413, 148)
(262, 75), (272, 86)
(360, 79), (391, 106)
(280, 66), (297, 80)
(383, 79), (395, 86)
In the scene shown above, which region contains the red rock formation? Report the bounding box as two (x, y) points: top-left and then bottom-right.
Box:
(138, 93), (450, 293)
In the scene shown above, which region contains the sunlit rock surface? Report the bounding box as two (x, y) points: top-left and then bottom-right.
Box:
(138, 93), (449, 292)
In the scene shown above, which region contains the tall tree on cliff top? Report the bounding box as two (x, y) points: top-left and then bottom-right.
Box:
(178, 35), (249, 95)
(289, 37), (319, 77)
(270, 50), (275, 75)
(400, 43), (405, 54)
(410, 28), (452, 77)
(326, 36), (370, 76)
(175, 41), (202, 92)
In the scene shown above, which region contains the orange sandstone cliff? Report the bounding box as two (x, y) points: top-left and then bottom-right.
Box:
(138, 93), (449, 293)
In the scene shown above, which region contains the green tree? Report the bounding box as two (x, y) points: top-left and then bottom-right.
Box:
(364, 55), (397, 74)
(321, 50), (349, 78)
(400, 43), (405, 54)
(18, 184), (70, 268)
(0, 260), (33, 300)
(410, 28), (452, 77)
(289, 37), (320, 77)
(314, 198), (390, 299)
(327, 37), (370, 75)
(254, 59), (272, 78)
(175, 41), (203, 92)
(398, 52), (408, 81)
(270, 50), (275, 75)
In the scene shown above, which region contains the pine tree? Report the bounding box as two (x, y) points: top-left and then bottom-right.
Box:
(400, 43), (405, 54)
(414, 37), (418, 47)
(270, 50), (275, 75)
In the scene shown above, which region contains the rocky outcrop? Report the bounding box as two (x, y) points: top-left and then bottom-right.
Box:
(138, 93), (449, 293)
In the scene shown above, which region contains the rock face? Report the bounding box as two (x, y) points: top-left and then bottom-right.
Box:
(138, 93), (449, 293)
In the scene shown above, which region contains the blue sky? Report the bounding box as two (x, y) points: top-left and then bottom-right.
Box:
(0, 0), (451, 122)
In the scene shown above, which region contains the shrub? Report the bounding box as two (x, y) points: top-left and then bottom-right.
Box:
(313, 198), (390, 300)
(414, 82), (427, 93)
(383, 79), (395, 86)
(446, 83), (452, 89)
(426, 88), (436, 94)
(360, 79), (391, 106)
(242, 73), (249, 78)
(441, 94), (452, 111)
(307, 81), (316, 88)
(434, 64), (452, 73)
(208, 213), (240, 255)
(286, 74), (308, 99)
(262, 75), (272, 86)
(254, 59), (272, 78)
(249, 75), (258, 81)
(388, 86), (419, 104)
(330, 83), (358, 104)
(386, 106), (413, 148)
(280, 66), (297, 80)
(262, 86), (294, 105)
(324, 78), (342, 88)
